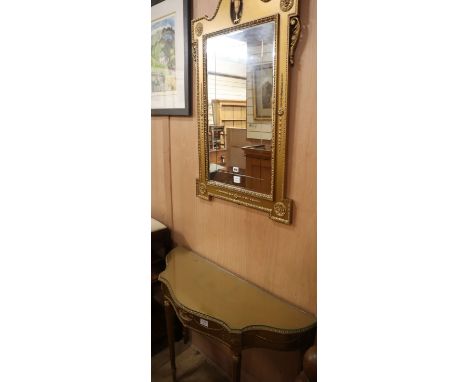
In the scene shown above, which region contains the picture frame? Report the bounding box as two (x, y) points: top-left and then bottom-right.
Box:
(194, 0), (302, 224)
(151, 0), (191, 116)
(253, 63), (273, 121)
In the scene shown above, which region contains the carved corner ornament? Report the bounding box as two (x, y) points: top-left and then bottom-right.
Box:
(270, 199), (293, 224)
(196, 179), (210, 200)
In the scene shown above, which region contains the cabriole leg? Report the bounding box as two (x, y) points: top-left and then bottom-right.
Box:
(164, 300), (177, 382)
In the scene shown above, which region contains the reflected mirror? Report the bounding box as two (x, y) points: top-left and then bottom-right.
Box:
(206, 21), (275, 195)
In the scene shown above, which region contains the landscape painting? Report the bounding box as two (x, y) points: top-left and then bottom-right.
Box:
(152, 13), (176, 93)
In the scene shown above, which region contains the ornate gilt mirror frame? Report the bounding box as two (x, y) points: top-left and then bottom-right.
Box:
(193, 0), (301, 224)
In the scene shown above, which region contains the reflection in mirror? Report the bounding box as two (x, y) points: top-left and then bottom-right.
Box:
(206, 21), (275, 194)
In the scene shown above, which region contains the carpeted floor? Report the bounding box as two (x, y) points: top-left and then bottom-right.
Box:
(152, 342), (230, 382)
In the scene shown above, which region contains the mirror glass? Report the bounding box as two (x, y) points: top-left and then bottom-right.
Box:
(206, 21), (275, 194)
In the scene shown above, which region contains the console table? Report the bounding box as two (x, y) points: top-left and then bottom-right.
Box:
(158, 247), (317, 382)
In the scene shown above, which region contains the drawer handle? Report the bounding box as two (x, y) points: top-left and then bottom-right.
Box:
(179, 311), (192, 322)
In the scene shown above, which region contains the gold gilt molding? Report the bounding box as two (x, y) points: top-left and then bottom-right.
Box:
(193, 0), (300, 225)
(191, 41), (198, 63)
(192, 0), (223, 24)
(160, 280), (315, 335)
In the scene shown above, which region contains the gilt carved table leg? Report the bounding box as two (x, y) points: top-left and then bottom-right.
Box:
(164, 300), (177, 382)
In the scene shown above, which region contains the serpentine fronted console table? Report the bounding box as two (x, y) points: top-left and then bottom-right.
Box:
(158, 247), (317, 382)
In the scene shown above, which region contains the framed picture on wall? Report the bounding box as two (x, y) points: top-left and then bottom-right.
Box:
(151, 0), (191, 116)
(253, 63), (273, 120)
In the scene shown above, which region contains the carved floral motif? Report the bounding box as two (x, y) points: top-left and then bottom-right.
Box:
(195, 22), (203, 36)
(274, 202), (287, 217)
(280, 0), (294, 12)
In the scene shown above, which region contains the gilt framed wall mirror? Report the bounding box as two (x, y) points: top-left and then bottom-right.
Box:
(193, 0), (301, 224)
